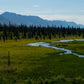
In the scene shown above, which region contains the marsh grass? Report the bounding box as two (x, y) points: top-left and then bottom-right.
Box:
(0, 38), (84, 83)
(52, 40), (84, 55)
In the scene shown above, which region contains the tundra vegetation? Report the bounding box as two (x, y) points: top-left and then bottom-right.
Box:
(0, 24), (84, 84)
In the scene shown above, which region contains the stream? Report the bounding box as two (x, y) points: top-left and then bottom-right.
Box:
(28, 39), (84, 57)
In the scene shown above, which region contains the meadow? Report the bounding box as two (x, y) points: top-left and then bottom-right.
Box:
(52, 40), (84, 55)
(0, 37), (84, 84)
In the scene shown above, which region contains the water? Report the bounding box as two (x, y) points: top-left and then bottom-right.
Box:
(28, 39), (84, 57)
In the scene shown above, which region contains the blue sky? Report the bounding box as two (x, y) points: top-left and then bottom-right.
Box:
(0, 0), (84, 24)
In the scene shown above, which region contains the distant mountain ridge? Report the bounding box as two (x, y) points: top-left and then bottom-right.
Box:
(0, 12), (84, 28)
(0, 15), (9, 24)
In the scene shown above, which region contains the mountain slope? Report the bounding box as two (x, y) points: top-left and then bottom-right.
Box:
(0, 15), (9, 24)
(1, 12), (84, 28)
(1, 12), (49, 26)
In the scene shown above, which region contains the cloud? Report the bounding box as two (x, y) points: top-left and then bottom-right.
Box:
(0, 10), (4, 14)
(33, 5), (39, 8)
(16, 9), (84, 25)
(1, 9), (84, 25)
(38, 15), (84, 25)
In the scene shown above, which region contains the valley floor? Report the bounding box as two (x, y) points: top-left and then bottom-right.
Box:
(0, 37), (84, 84)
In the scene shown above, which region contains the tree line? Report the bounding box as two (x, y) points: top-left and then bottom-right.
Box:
(0, 24), (84, 41)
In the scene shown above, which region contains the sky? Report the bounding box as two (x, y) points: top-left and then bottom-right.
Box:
(0, 0), (84, 24)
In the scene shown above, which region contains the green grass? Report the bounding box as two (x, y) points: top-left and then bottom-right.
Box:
(51, 40), (84, 55)
(0, 38), (84, 84)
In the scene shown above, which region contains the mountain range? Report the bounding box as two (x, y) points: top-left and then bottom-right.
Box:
(0, 12), (84, 28)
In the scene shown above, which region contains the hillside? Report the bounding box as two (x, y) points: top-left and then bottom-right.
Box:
(0, 12), (83, 28)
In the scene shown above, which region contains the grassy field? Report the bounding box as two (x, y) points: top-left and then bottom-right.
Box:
(0, 37), (84, 84)
(52, 40), (84, 55)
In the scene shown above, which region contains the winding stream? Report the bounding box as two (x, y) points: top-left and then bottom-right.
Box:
(28, 39), (84, 57)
